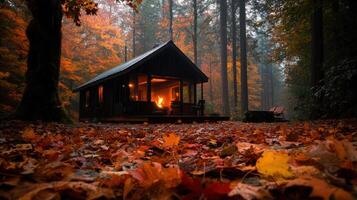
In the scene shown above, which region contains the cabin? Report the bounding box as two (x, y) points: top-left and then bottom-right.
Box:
(74, 41), (228, 122)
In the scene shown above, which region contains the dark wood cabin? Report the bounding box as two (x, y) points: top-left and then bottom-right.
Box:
(74, 41), (228, 122)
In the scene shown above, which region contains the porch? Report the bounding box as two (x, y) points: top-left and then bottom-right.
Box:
(93, 115), (230, 123)
(124, 74), (205, 116)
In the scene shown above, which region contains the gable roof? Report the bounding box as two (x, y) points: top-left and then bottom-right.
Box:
(74, 41), (208, 92)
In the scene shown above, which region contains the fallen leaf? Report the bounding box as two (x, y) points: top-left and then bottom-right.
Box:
(123, 177), (134, 200)
(256, 150), (294, 179)
(219, 145), (238, 158)
(16, 144), (33, 151)
(284, 177), (354, 200)
(162, 133), (180, 148)
(22, 127), (40, 142)
(229, 182), (272, 200)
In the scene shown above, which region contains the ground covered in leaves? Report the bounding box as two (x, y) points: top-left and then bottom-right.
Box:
(0, 120), (357, 200)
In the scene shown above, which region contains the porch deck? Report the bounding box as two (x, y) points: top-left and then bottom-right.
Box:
(82, 115), (229, 123)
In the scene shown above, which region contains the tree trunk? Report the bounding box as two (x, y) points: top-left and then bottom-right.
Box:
(132, 10), (136, 58)
(260, 65), (267, 110)
(16, 0), (68, 122)
(219, 0), (230, 116)
(209, 60), (214, 104)
(231, 0), (238, 108)
(311, 0), (323, 87)
(269, 64), (274, 106)
(310, 0), (323, 118)
(239, 0), (248, 113)
(168, 0), (173, 40)
(193, 0), (198, 66)
(161, 0), (165, 18)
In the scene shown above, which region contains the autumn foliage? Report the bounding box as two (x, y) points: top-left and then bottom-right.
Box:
(0, 120), (356, 199)
(0, 0), (267, 119)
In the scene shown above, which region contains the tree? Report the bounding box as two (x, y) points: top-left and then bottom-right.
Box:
(193, 0), (198, 65)
(239, 0), (248, 113)
(231, 0), (238, 108)
(135, 0), (162, 53)
(16, 0), (67, 122)
(310, 0), (323, 118)
(15, 0), (138, 122)
(132, 10), (136, 58)
(0, 4), (28, 114)
(310, 0), (323, 88)
(218, 0), (230, 115)
(168, 0), (173, 40)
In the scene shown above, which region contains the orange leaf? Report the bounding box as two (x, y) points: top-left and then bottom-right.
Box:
(162, 133), (180, 148)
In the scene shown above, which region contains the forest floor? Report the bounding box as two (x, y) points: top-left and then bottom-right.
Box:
(0, 119), (357, 200)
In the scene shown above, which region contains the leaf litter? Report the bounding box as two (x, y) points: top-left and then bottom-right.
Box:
(0, 119), (356, 199)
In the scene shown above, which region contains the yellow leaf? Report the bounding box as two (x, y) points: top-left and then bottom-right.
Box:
(256, 150), (294, 179)
(162, 133), (180, 148)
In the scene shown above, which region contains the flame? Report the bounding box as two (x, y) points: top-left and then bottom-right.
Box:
(156, 96), (164, 108)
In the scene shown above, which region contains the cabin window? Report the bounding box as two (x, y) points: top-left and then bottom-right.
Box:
(85, 90), (90, 108)
(98, 85), (104, 104)
(183, 83), (194, 103)
(129, 74), (147, 101)
(150, 78), (180, 108)
(183, 84), (189, 103)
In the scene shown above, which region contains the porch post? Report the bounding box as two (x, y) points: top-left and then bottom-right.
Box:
(180, 80), (184, 114)
(193, 83), (197, 104)
(200, 82), (204, 116)
(147, 74), (151, 102)
(201, 82), (204, 100)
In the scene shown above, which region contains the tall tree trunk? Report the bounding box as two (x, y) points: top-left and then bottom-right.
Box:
(311, 0), (323, 87)
(239, 0), (248, 113)
(219, 0), (230, 116)
(260, 65), (267, 110)
(168, 0), (173, 40)
(124, 40), (128, 62)
(310, 0), (323, 118)
(193, 0), (198, 66)
(269, 64), (274, 106)
(16, 0), (68, 122)
(132, 10), (136, 58)
(209, 60), (214, 104)
(161, 0), (165, 18)
(231, 0), (238, 108)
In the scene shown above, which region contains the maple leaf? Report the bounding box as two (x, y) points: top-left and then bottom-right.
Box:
(162, 133), (180, 148)
(128, 162), (181, 189)
(180, 172), (232, 199)
(256, 150), (294, 179)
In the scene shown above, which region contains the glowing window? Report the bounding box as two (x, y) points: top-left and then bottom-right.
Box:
(98, 85), (104, 103)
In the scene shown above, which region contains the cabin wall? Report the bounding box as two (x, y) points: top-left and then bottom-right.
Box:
(78, 54), (207, 120)
(78, 73), (200, 120)
(79, 77), (132, 120)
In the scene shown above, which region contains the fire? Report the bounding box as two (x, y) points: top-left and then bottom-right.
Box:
(156, 96), (164, 108)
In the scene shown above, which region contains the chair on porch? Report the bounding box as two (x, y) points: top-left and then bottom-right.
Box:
(269, 106), (286, 121)
(192, 100), (205, 116)
(170, 101), (181, 115)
